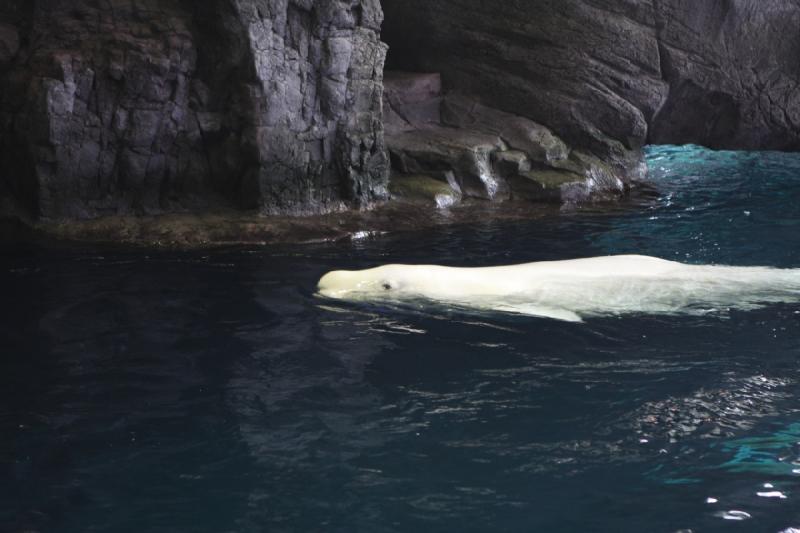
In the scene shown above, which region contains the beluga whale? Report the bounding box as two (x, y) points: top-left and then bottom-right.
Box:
(317, 255), (800, 322)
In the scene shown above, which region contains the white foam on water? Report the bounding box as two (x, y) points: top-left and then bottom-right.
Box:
(716, 510), (751, 521)
(757, 491), (788, 499)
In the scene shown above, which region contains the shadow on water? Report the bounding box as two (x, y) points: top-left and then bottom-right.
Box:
(0, 247), (269, 532)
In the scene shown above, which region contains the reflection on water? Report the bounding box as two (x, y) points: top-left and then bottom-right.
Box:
(2, 145), (800, 532)
(718, 424), (800, 476)
(632, 375), (796, 444)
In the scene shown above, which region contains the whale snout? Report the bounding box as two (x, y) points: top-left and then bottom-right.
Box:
(317, 270), (354, 298)
(318, 269), (381, 299)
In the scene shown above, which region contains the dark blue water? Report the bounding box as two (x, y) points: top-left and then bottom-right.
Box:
(2, 145), (800, 533)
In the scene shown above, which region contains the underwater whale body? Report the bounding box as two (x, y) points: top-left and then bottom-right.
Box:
(317, 255), (800, 322)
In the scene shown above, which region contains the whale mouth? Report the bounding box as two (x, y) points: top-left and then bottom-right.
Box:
(317, 270), (360, 299)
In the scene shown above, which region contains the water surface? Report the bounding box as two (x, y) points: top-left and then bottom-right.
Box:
(2, 145), (800, 532)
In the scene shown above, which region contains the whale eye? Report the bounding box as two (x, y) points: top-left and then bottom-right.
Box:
(382, 282), (392, 291)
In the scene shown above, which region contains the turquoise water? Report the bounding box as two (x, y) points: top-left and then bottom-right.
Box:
(2, 145), (800, 532)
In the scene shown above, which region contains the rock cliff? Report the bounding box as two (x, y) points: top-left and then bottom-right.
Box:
(0, 0), (388, 220)
(382, 0), (800, 190)
(1, 0), (799, 226)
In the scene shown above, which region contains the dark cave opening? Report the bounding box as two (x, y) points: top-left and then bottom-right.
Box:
(380, 0), (429, 73)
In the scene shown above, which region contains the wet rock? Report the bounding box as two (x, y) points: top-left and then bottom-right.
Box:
(389, 173), (462, 208)
(383, 71), (627, 205)
(506, 170), (587, 203)
(14, 198), (558, 248)
(387, 126), (507, 200)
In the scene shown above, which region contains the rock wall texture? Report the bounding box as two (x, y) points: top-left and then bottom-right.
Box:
(0, 0), (389, 220)
(383, 72), (630, 206)
(651, 0), (800, 150)
(2, 0), (800, 223)
(382, 0), (666, 191)
(382, 0), (800, 181)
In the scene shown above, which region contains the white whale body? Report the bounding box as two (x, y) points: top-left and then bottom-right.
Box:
(317, 255), (800, 322)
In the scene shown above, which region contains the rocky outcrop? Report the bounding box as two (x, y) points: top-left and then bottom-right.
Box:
(3, 0), (800, 227)
(384, 73), (627, 205)
(0, 0), (389, 220)
(382, 0), (665, 193)
(381, 0), (800, 184)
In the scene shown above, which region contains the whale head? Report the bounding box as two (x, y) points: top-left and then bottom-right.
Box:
(317, 265), (410, 300)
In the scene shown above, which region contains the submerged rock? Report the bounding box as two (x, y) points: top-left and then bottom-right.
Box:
(9, 199), (562, 248)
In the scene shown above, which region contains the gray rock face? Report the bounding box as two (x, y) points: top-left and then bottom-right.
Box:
(382, 0), (800, 181)
(651, 0), (800, 150)
(382, 0), (664, 188)
(383, 76), (626, 205)
(3, 0), (800, 224)
(0, 0), (388, 220)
